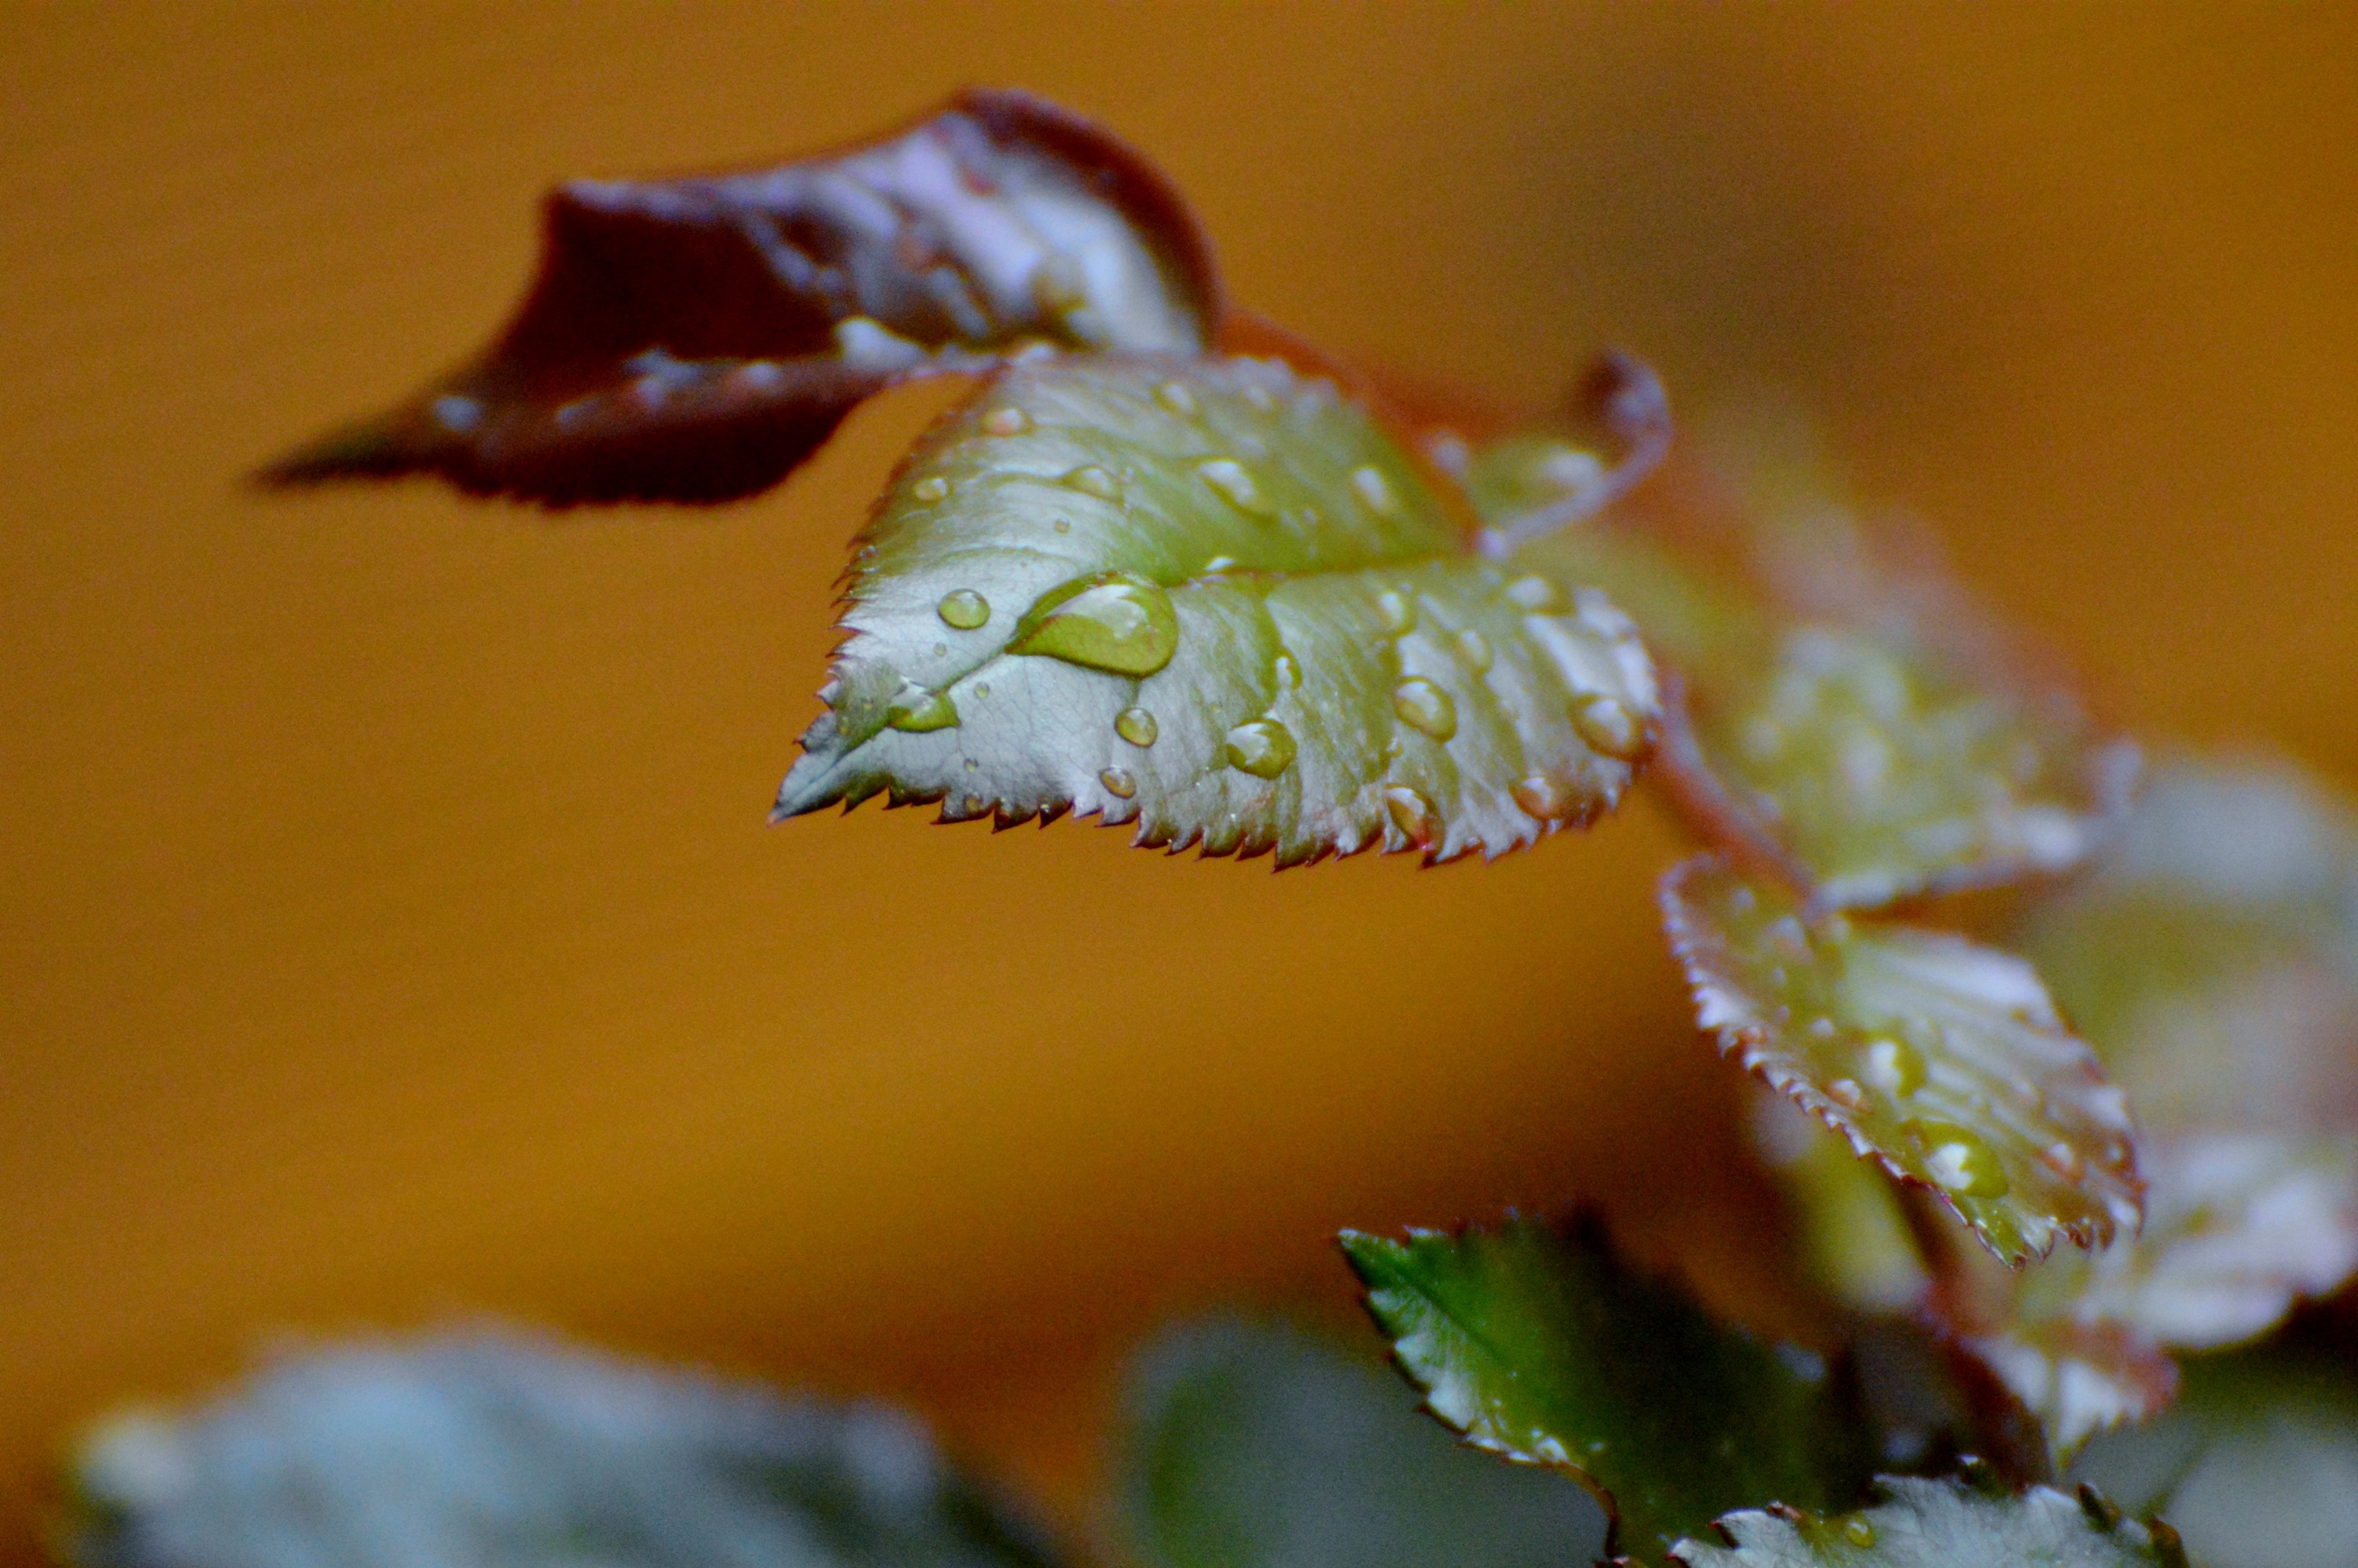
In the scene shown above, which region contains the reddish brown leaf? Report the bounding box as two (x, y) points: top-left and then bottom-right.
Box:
(263, 89), (1221, 505)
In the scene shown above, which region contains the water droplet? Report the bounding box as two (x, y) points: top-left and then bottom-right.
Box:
(1099, 767), (1137, 799)
(1273, 650), (1302, 689)
(1907, 1120), (2009, 1197)
(1861, 1037), (1927, 1097)
(1511, 775), (1584, 823)
(1350, 465), (1401, 516)
(1155, 380), (1199, 417)
(856, 545), (880, 567)
(1393, 678), (1457, 741)
(1196, 458), (1275, 518)
(1053, 517), (1072, 534)
(1115, 707), (1159, 747)
(1454, 629), (1493, 671)
(912, 476), (950, 503)
(1008, 572), (1180, 675)
(2039, 1140), (2086, 1181)
(979, 406), (1030, 437)
(1376, 588), (1417, 634)
(1829, 1078), (1868, 1110)
(963, 758), (979, 773)
(1570, 693), (1646, 760)
(1842, 1520), (1877, 1549)
(932, 642), (948, 658)
(1809, 1015), (1840, 1040)
(1201, 555), (1237, 575)
(1504, 574), (1566, 612)
(961, 794), (986, 816)
(936, 589), (990, 630)
(884, 679), (958, 733)
(1225, 718), (1295, 778)
(974, 684), (990, 699)
(1242, 383), (1276, 412)
(1384, 784), (1438, 846)
(1030, 254), (1089, 314)
(1063, 465), (1122, 501)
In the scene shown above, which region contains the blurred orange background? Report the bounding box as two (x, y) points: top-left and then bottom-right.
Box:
(6, 6), (2357, 1561)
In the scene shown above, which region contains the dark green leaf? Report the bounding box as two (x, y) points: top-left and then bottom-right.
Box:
(777, 357), (1661, 865)
(1668, 1475), (2185, 1567)
(1340, 1214), (1871, 1563)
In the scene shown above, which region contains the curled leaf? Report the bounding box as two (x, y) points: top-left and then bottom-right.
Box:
(263, 90), (1219, 504)
(1340, 1214), (1871, 1564)
(776, 356), (1660, 866)
(1661, 855), (2143, 1265)
(1667, 1474), (2184, 1567)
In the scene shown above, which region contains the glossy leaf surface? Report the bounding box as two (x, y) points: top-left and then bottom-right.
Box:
(1341, 1215), (1870, 1563)
(263, 90), (1219, 504)
(64, 1331), (1060, 1568)
(777, 357), (1659, 865)
(1482, 435), (2132, 909)
(1661, 856), (2142, 1265)
(1669, 1476), (2183, 1568)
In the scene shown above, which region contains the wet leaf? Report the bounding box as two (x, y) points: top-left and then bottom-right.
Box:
(1668, 1474), (2185, 1567)
(1339, 1214), (1871, 1564)
(1660, 855), (2143, 1265)
(775, 356), (1660, 866)
(1120, 1319), (1607, 1568)
(1478, 435), (2133, 910)
(263, 90), (1219, 505)
(64, 1331), (1061, 1568)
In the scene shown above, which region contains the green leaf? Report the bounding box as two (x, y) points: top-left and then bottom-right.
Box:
(1667, 1474), (2187, 1567)
(1660, 855), (2143, 1265)
(1121, 1319), (1607, 1568)
(1477, 435), (2134, 910)
(64, 1331), (1061, 1568)
(1339, 1214), (1872, 1564)
(777, 357), (1661, 866)
(262, 90), (1220, 505)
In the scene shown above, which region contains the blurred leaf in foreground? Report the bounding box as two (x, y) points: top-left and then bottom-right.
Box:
(1120, 1318), (1605, 1568)
(1340, 1214), (1871, 1564)
(263, 90), (1219, 504)
(1662, 855), (2143, 1266)
(777, 356), (1660, 865)
(62, 1331), (1057, 1568)
(1668, 1474), (2184, 1567)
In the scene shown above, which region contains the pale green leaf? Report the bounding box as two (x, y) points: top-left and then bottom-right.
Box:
(1339, 1216), (1871, 1564)
(1668, 1475), (2185, 1567)
(777, 358), (1660, 865)
(1660, 855), (2143, 1265)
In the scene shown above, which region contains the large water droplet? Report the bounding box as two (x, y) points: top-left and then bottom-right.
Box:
(1384, 784), (1438, 846)
(1511, 775), (1585, 824)
(1196, 458), (1275, 518)
(1861, 1036), (1927, 1097)
(884, 679), (958, 733)
(1376, 589), (1417, 634)
(1394, 678), (1457, 741)
(1099, 767), (1137, 799)
(1008, 572), (1180, 676)
(1115, 707), (1159, 747)
(1570, 692), (1646, 761)
(936, 589), (990, 630)
(1350, 465), (1401, 517)
(1224, 718), (1295, 778)
(1273, 650), (1302, 690)
(1454, 629), (1493, 672)
(911, 476), (950, 503)
(1063, 465), (1122, 501)
(979, 406), (1031, 437)
(1842, 1520), (1878, 1549)
(1907, 1120), (2010, 1197)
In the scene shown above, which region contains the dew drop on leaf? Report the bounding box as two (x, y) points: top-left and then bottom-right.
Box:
(1455, 629), (1494, 672)
(884, 680), (959, 733)
(1842, 1519), (1877, 1548)
(1861, 1037), (1927, 1097)
(1908, 1120), (2011, 1197)
(1273, 649), (1302, 689)
(979, 406), (1031, 437)
(1100, 767), (1138, 799)
(1225, 718), (1296, 779)
(1156, 379), (1199, 417)
(1008, 572), (1180, 676)
(1376, 588), (1418, 634)
(1512, 776), (1580, 824)
(1196, 458), (1276, 519)
(1570, 693), (1645, 762)
(1115, 707), (1159, 747)
(1504, 575), (1566, 613)
(1063, 465), (1122, 501)
(1350, 465), (1401, 517)
(1385, 784), (1438, 846)
(1394, 678), (1458, 741)
(913, 476), (950, 503)
(935, 589), (990, 630)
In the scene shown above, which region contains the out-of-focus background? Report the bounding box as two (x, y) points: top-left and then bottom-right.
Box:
(6, 6), (2356, 1560)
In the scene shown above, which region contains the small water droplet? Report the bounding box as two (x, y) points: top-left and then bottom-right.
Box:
(1350, 465), (1401, 517)
(1829, 1078), (1868, 1110)
(1570, 693), (1646, 760)
(1115, 707), (1159, 747)
(936, 589), (990, 630)
(1242, 383), (1276, 412)
(1099, 767), (1137, 799)
(1504, 575), (1566, 612)
(1376, 588), (1417, 634)
(856, 545), (880, 567)
(912, 476), (951, 503)
(960, 794), (986, 816)
(1053, 517), (1072, 533)
(1842, 1520), (1877, 1549)
(1907, 1120), (2009, 1197)
(1862, 1037), (1928, 1097)
(932, 642), (948, 658)
(1273, 650), (1302, 689)
(1511, 775), (1583, 823)
(1393, 678), (1457, 741)
(1384, 784), (1438, 846)
(884, 679), (958, 733)
(979, 406), (1031, 437)
(963, 758), (979, 773)
(1454, 629), (1493, 671)
(1225, 718), (1296, 778)
(1809, 1016), (1840, 1040)
(2039, 1140), (2086, 1181)
(1201, 555), (1237, 575)
(1156, 380), (1199, 417)
(1196, 458), (1275, 518)
(1062, 465), (1122, 501)
(1008, 572), (1180, 676)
